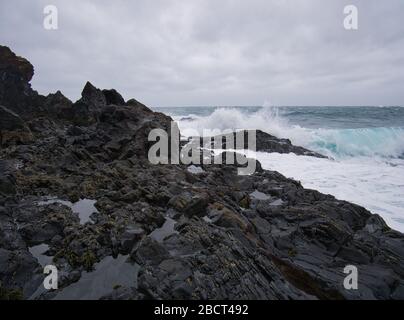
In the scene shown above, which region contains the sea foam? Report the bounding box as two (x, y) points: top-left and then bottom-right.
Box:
(176, 107), (404, 159)
(175, 106), (404, 232)
(252, 151), (404, 233)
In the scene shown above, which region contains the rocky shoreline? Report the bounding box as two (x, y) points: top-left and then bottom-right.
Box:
(1, 46), (403, 300)
(189, 129), (327, 159)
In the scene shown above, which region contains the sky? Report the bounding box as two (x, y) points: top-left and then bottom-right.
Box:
(1, 0), (403, 107)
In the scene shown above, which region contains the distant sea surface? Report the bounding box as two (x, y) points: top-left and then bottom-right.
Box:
(154, 106), (404, 232)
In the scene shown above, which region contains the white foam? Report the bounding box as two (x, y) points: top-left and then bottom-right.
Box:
(177, 107), (293, 139)
(175, 107), (404, 233)
(177, 107), (404, 159)
(249, 151), (404, 233)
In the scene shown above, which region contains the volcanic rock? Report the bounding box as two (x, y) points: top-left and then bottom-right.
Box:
(0, 46), (403, 301)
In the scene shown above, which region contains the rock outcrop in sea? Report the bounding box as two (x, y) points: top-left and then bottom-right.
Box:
(194, 130), (327, 158)
(1, 45), (403, 300)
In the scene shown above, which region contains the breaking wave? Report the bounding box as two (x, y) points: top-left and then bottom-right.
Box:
(176, 107), (404, 159)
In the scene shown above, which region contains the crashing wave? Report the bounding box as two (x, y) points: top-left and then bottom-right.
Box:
(176, 107), (404, 159)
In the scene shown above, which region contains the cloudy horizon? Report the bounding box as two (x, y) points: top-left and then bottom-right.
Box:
(1, 0), (403, 107)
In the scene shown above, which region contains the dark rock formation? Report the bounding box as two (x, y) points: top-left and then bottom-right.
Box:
(102, 89), (126, 106)
(0, 106), (33, 146)
(0, 45), (42, 116)
(43, 91), (73, 118)
(0, 46), (33, 83)
(0, 160), (16, 196)
(0, 46), (403, 300)
(80, 81), (107, 108)
(254, 130), (326, 157)
(202, 130), (327, 158)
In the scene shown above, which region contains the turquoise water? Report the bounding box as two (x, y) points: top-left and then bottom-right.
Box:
(155, 106), (404, 129)
(155, 106), (404, 159)
(154, 106), (404, 232)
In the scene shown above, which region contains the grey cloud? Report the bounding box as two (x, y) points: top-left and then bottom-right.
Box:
(0, 0), (403, 107)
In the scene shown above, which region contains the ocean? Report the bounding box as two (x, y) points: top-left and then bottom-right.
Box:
(153, 106), (404, 233)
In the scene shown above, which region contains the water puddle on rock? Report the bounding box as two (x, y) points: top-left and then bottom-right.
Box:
(187, 165), (205, 174)
(29, 244), (53, 267)
(28, 244), (54, 300)
(38, 198), (98, 224)
(250, 190), (271, 201)
(150, 217), (179, 243)
(270, 199), (284, 206)
(53, 255), (139, 300)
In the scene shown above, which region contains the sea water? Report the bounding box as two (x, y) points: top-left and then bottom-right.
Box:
(154, 106), (404, 232)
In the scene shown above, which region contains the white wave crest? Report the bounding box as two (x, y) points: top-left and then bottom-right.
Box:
(176, 107), (404, 159)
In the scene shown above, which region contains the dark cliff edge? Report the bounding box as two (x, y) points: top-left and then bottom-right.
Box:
(0, 46), (403, 300)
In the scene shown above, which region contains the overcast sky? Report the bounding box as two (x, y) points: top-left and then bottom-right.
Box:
(1, 0), (403, 107)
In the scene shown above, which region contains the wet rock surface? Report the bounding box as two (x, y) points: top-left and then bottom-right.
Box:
(0, 106), (33, 147)
(0, 46), (403, 300)
(191, 130), (327, 158)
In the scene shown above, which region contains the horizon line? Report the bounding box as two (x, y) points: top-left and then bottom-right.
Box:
(154, 105), (403, 108)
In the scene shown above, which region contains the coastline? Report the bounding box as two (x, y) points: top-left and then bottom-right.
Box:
(1, 46), (404, 300)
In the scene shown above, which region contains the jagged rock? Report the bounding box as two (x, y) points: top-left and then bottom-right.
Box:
(131, 237), (170, 265)
(43, 91), (73, 120)
(81, 81), (107, 107)
(0, 106), (33, 147)
(168, 192), (209, 217)
(208, 130), (327, 158)
(184, 194), (210, 217)
(126, 98), (152, 113)
(102, 89), (125, 106)
(0, 46), (33, 82)
(0, 46), (41, 115)
(0, 207), (26, 249)
(137, 258), (194, 299)
(66, 125), (84, 136)
(0, 248), (42, 298)
(209, 203), (251, 231)
(120, 226), (145, 254)
(1, 46), (404, 301)
(0, 161), (16, 195)
(63, 82), (107, 125)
